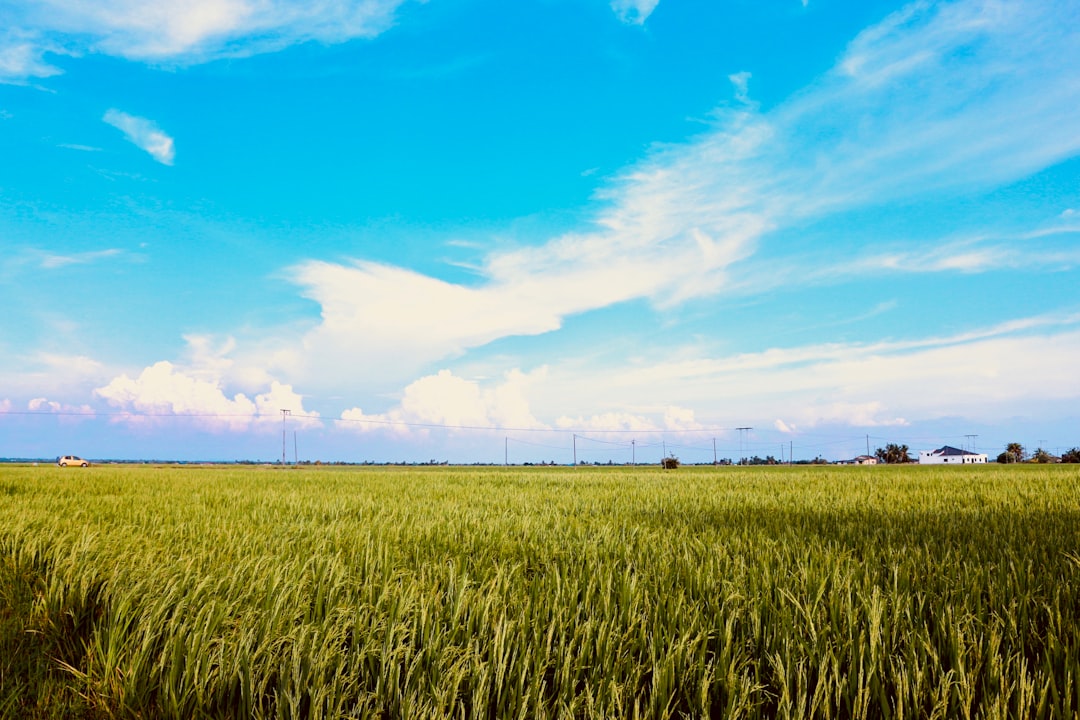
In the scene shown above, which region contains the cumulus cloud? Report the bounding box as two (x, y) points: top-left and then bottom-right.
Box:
(338, 368), (548, 435)
(94, 360), (320, 431)
(554, 406), (705, 436)
(336, 367), (715, 444)
(0, 0), (411, 81)
(103, 109), (174, 165)
(610, 0), (660, 25)
(27, 397), (96, 423)
(29, 397), (91, 412)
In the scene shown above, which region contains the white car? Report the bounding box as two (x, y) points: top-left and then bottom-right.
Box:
(57, 455), (90, 467)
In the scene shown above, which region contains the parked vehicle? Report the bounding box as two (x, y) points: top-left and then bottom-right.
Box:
(57, 455), (89, 467)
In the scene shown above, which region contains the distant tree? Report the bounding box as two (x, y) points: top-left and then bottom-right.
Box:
(661, 456), (680, 469)
(1033, 448), (1054, 464)
(874, 443), (912, 464)
(1060, 448), (1080, 463)
(1001, 443), (1026, 463)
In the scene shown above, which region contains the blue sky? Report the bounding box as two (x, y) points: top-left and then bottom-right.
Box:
(1, 0), (1078, 463)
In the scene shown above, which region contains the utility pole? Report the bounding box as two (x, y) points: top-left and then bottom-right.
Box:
(293, 430), (298, 464)
(713, 438), (718, 465)
(505, 437), (508, 466)
(280, 409), (291, 465)
(790, 440), (793, 466)
(736, 427), (752, 465)
(965, 434), (978, 452)
(573, 434), (577, 467)
(632, 439), (636, 466)
(866, 434), (871, 458)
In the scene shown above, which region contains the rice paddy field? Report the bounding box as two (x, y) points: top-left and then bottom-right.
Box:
(1, 463), (1079, 719)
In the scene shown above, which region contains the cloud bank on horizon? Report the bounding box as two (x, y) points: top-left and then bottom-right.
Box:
(1, 0), (1078, 460)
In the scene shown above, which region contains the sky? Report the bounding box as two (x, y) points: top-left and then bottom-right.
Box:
(1, 0), (1078, 464)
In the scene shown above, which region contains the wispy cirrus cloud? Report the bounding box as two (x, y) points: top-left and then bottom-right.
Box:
(610, 0), (661, 25)
(103, 109), (174, 165)
(0, 28), (64, 84)
(0, 0), (413, 83)
(58, 143), (102, 152)
(721, 225), (1080, 298)
(525, 313), (1080, 430)
(39, 248), (124, 269)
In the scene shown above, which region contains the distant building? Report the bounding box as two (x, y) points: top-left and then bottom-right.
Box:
(839, 455), (878, 465)
(918, 446), (987, 465)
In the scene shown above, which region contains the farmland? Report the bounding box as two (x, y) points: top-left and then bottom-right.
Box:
(1, 464), (1079, 719)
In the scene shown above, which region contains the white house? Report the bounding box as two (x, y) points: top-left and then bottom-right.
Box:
(918, 446), (988, 465)
(839, 455), (878, 465)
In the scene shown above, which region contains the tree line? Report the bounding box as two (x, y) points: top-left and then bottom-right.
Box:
(872, 442), (1080, 464)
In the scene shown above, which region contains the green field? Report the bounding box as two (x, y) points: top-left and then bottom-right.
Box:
(1, 464), (1079, 719)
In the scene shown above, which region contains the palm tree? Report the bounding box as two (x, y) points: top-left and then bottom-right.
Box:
(1005, 442), (1025, 463)
(874, 443), (911, 464)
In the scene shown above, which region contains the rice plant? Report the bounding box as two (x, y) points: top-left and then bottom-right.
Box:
(0, 464), (1078, 718)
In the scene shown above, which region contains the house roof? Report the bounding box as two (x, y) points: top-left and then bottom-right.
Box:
(930, 445), (981, 456)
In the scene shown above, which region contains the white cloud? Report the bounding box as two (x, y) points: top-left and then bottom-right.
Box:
(279, 216), (759, 389)
(39, 248), (124, 269)
(103, 109), (174, 165)
(38, 353), (105, 378)
(554, 405), (705, 436)
(28, 397), (95, 421)
(263, 0), (1079, 398)
(338, 367), (548, 435)
(1, 0), (411, 82)
(610, 0), (660, 25)
(555, 412), (654, 432)
(774, 419), (795, 434)
(530, 315), (1080, 429)
(0, 353), (114, 403)
(0, 29), (63, 84)
(335, 367), (716, 447)
(94, 360), (320, 431)
(329, 312), (1080, 440)
(728, 71), (751, 103)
